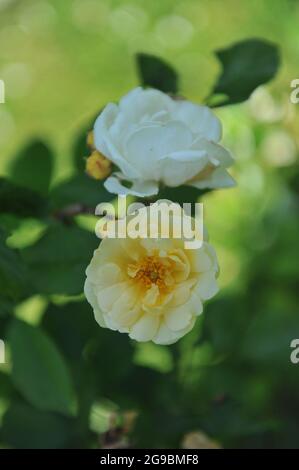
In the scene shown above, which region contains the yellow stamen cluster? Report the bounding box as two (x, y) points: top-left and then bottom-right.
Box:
(87, 131), (94, 148)
(128, 256), (171, 290)
(86, 150), (112, 180)
(85, 131), (111, 180)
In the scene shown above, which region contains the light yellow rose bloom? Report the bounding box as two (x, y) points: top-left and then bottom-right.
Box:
(84, 202), (219, 345)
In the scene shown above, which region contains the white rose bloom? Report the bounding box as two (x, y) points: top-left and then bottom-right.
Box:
(93, 87), (235, 197)
(84, 202), (219, 345)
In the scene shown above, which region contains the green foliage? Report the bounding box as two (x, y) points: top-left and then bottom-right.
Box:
(0, 299), (13, 318)
(9, 140), (54, 196)
(0, 178), (47, 219)
(136, 40), (280, 106)
(158, 185), (209, 208)
(42, 301), (96, 362)
(72, 115), (100, 172)
(0, 32), (297, 450)
(8, 320), (76, 416)
(49, 174), (114, 211)
(73, 128), (90, 174)
(208, 38), (280, 106)
(0, 230), (29, 302)
(21, 223), (99, 295)
(136, 53), (178, 94)
(2, 401), (75, 449)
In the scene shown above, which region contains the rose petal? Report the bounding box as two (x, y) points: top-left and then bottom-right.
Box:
(129, 313), (160, 342)
(104, 175), (159, 197)
(172, 101), (222, 142)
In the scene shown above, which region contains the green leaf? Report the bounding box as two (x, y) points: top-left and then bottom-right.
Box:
(87, 328), (134, 406)
(49, 174), (114, 212)
(208, 38), (280, 106)
(203, 297), (249, 355)
(73, 129), (89, 173)
(9, 140), (54, 196)
(41, 302), (98, 434)
(0, 371), (14, 400)
(72, 115), (100, 172)
(157, 185), (209, 212)
(21, 223), (99, 295)
(2, 401), (75, 449)
(42, 301), (96, 362)
(6, 218), (47, 250)
(0, 298), (13, 318)
(134, 342), (173, 374)
(8, 320), (77, 416)
(136, 53), (178, 94)
(0, 177), (47, 218)
(0, 229), (29, 302)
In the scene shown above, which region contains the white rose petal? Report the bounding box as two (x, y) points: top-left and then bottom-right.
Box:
(93, 87), (235, 196)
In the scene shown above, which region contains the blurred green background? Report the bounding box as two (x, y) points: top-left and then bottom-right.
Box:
(0, 0), (299, 449)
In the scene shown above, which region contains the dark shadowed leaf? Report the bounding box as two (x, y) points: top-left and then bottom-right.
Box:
(136, 53), (178, 94)
(86, 328), (134, 405)
(73, 128), (89, 173)
(72, 114), (100, 172)
(208, 38), (280, 106)
(157, 185), (209, 213)
(202, 296), (250, 354)
(42, 302), (98, 440)
(2, 401), (75, 449)
(21, 223), (99, 295)
(42, 301), (96, 362)
(9, 140), (54, 196)
(133, 407), (194, 449)
(239, 307), (299, 366)
(0, 298), (13, 318)
(49, 173), (114, 212)
(0, 229), (30, 302)
(8, 320), (76, 416)
(0, 371), (14, 400)
(0, 177), (47, 218)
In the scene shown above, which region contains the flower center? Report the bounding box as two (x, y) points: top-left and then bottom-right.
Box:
(128, 255), (171, 290)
